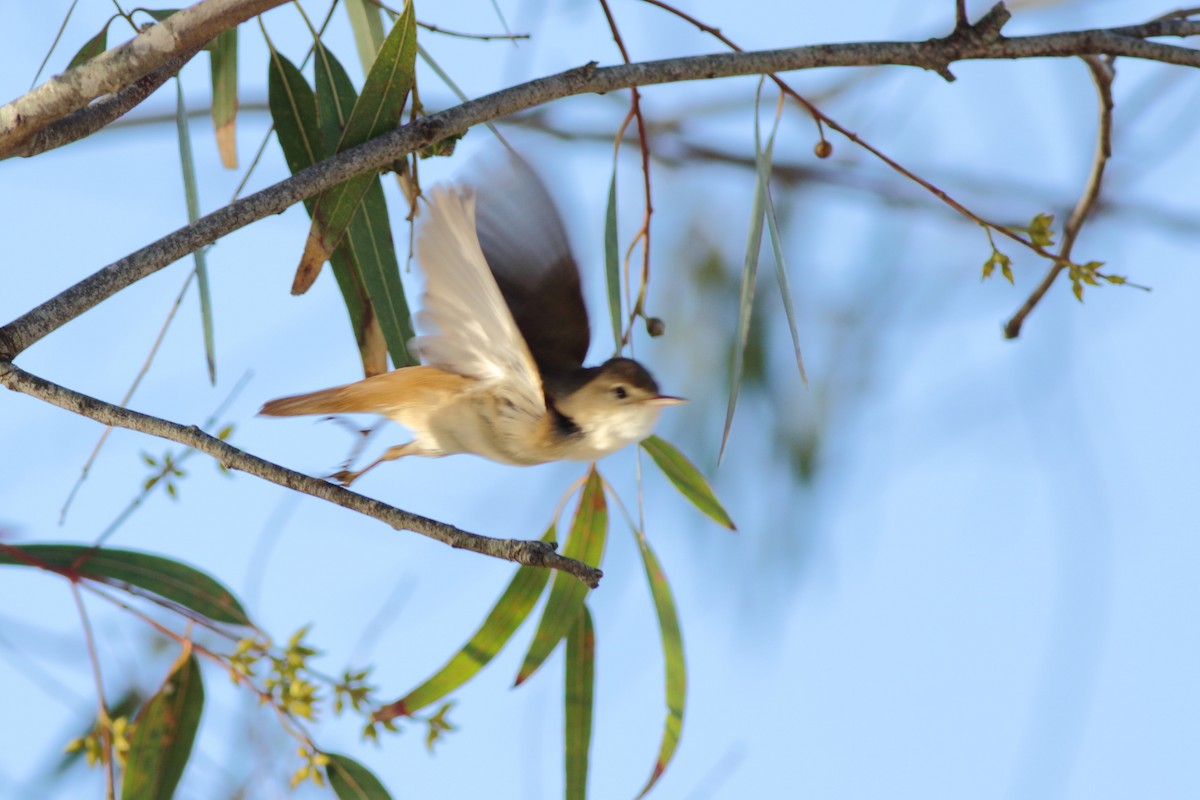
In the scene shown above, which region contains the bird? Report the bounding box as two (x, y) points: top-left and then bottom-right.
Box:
(260, 154), (684, 486)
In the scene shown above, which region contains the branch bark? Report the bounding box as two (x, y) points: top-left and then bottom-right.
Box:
(0, 362), (603, 588)
(0, 0), (288, 157)
(2, 10), (1199, 358)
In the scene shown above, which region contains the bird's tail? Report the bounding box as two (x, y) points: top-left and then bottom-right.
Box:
(258, 383), (375, 417)
(259, 367), (470, 418)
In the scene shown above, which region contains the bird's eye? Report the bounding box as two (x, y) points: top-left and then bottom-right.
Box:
(612, 385), (628, 400)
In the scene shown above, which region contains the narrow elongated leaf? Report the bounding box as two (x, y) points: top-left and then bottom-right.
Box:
(350, 177), (417, 368)
(634, 534), (686, 799)
(719, 91), (776, 463)
(313, 43), (357, 156)
(326, 753), (392, 800)
(515, 471), (607, 686)
(208, 27), (238, 168)
(267, 49), (393, 374)
(266, 50), (322, 176)
(141, 10), (179, 23)
(641, 436), (735, 530)
(343, 0), (388, 75)
(67, 18), (112, 69)
(120, 651), (204, 800)
(295, 0), (417, 291)
(175, 80), (216, 385)
(604, 167), (622, 350)
(314, 44), (416, 367)
(760, 127), (805, 385)
(387, 525), (555, 716)
(565, 605), (595, 800)
(0, 544), (250, 625)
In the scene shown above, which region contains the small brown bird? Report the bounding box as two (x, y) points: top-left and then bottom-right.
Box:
(260, 155), (683, 485)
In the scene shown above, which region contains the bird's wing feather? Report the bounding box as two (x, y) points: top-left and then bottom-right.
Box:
(471, 153), (590, 373)
(408, 186), (545, 417)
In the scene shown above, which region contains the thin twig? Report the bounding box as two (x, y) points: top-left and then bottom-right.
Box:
(0, 362), (603, 587)
(1004, 55), (1115, 339)
(597, 0), (655, 345)
(60, 268), (198, 523)
(70, 582), (116, 798)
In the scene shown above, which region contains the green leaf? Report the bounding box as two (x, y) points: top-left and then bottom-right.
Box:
(641, 436), (736, 530)
(1027, 212), (1055, 247)
(515, 471), (607, 686)
(267, 48), (395, 375)
(67, 18), (113, 70)
(312, 43), (416, 370)
(326, 752), (393, 800)
(343, 0), (389, 76)
(266, 50), (322, 178)
(0, 544), (251, 625)
(174, 79), (216, 385)
(722, 86), (776, 463)
(208, 27), (238, 168)
(604, 167), (622, 351)
(633, 534), (686, 799)
(141, 10), (180, 24)
(761, 166), (807, 384)
(388, 526), (554, 715)
(121, 652), (204, 800)
(297, 0), (417, 287)
(565, 606), (595, 800)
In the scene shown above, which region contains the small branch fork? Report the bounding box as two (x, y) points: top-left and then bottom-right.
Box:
(0, 362), (603, 588)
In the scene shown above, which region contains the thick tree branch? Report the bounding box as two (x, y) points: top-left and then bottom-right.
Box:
(1, 8), (1199, 359)
(18, 46), (204, 159)
(0, 362), (603, 588)
(0, 0), (288, 157)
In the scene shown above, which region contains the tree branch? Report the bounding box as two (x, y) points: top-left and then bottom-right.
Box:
(0, 0), (288, 157)
(1005, 55), (1117, 338)
(0, 361), (603, 588)
(18, 46), (204, 159)
(2, 11), (1199, 358)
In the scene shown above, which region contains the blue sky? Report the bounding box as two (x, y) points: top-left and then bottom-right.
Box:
(2, 0), (1198, 797)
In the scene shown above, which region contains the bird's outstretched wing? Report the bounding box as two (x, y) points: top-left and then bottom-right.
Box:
(408, 185), (545, 418)
(471, 153), (591, 374)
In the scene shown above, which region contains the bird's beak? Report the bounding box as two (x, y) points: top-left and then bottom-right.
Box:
(644, 394), (687, 407)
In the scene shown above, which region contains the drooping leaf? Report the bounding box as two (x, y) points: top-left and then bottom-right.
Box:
(267, 48), (393, 375)
(515, 471), (607, 686)
(383, 525), (555, 717)
(565, 605), (595, 800)
(326, 752), (393, 800)
(633, 534), (686, 799)
(720, 92), (775, 463)
(762, 175), (807, 385)
(67, 18), (113, 70)
(295, 0), (417, 292)
(120, 651), (204, 800)
(342, 0), (389, 75)
(208, 27), (238, 168)
(640, 436), (735, 530)
(313, 43), (416, 370)
(174, 79), (216, 384)
(604, 167), (623, 351)
(141, 10), (180, 24)
(0, 544), (251, 625)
